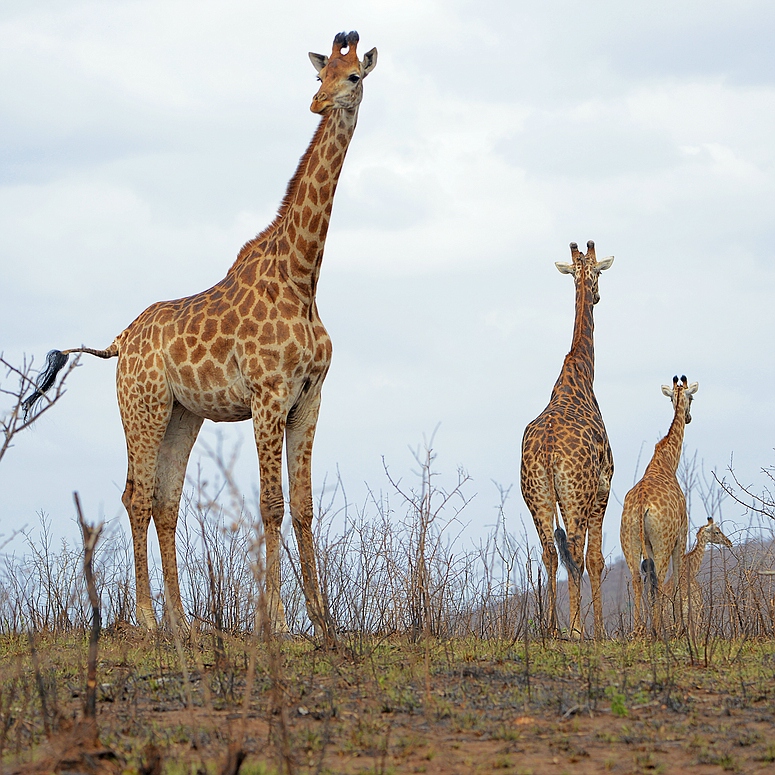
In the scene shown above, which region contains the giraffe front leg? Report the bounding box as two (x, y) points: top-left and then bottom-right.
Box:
(253, 403), (290, 637)
(286, 391), (335, 647)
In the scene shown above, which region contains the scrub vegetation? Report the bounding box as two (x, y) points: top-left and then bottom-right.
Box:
(2, 359), (775, 773)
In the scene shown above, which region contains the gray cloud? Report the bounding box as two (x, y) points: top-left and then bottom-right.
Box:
(1, 0), (773, 562)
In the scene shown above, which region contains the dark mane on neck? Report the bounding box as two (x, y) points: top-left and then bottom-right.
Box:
(230, 114), (330, 267)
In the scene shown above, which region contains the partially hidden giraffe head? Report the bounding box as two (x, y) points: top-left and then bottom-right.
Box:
(309, 31), (377, 115)
(555, 240), (614, 304)
(699, 517), (733, 549)
(661, 375), (699, 424)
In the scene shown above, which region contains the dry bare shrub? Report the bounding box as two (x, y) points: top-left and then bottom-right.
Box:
(0, 515), (132, 635)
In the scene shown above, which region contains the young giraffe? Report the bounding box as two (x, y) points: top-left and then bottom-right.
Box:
(520, 240), (614, 640)
(662, 517), (732, 637)
(620, 376), (699, 635)
(23, 31), (377, 643)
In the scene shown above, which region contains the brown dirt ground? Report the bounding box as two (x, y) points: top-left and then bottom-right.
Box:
(3, 634), (775, 774)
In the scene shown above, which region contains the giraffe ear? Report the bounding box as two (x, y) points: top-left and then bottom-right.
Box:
(309, 52), (329, 73)
(596, 256), (614, 273)
(555, 262), (574, 275)
(362, 47), (378, 76)
(661, 385), (673, 398)
(686, 381), (699, 396)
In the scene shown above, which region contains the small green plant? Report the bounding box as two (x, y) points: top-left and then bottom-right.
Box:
(605, 685), (628, 717)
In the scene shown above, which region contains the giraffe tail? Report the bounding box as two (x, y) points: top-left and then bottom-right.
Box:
(638, 506), (657, 603)
(554, 526), (582, 582)
(22, 342), (119, 420)
(641, 558), (658, 604)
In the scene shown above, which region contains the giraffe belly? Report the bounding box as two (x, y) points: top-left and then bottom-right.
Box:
(172, 380), (253, 422)
(168, 354), (326, 424)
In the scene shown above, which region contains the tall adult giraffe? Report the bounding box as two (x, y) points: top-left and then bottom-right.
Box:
(620, 376), (699, 635)
(520, 240), (614, 640)
(23, 31), (377, 644)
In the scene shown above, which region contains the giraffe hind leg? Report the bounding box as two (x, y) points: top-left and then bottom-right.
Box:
(525, 499), (560, 636)
(153, 402), (204, 631)
(586, 504), (607, 640)
(122, 421), (171, 630)
(554, 526), (581, 582)
(641, 558), (658, 604)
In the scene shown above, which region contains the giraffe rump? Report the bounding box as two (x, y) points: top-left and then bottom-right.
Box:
(21, 349), (69, 419)
(554, 526), (582, 582)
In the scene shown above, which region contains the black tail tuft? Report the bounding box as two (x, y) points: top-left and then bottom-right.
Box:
(641, 558), (658, 604)
(21, 350), (69, 420)
(554, 527), (581, 582)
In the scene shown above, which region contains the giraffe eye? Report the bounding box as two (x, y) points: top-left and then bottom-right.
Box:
(316, 76), (322, 83)
(348, 74), (360, 83)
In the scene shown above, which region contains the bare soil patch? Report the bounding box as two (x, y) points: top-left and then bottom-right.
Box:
(3, 632), (775, 774)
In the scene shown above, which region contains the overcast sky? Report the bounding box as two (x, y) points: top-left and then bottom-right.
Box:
(1, 0), (774, 563)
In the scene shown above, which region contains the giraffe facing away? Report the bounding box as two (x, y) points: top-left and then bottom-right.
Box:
(23, 31), (378, 644)
(520, 240), (614, 640)
(619, 375), (699, 635)
(662, 516), (732, 637)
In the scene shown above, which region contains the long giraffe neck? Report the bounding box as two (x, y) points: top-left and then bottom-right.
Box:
(231, 107), (358, 299)
(553, 273), (595, 397)
(677, 526), (714, 598)
(651, 396), (686, 474)
(683, 526), (710, 585)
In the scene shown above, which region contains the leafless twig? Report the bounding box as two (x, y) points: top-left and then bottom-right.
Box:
(0, 352), (80, 465)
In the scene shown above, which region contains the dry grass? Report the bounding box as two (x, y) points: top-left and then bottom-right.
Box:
(1, 443), (775, 772)
(2, 631), (775, 773)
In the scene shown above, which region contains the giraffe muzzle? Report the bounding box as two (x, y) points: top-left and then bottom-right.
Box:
(311, 92), (332, 114)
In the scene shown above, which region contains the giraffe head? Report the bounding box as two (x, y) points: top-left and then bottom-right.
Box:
(699, 517), (733, 549)
(555, 240), (614, 304)
(661, 375), (699, 424)
(309, 31), (377, 115)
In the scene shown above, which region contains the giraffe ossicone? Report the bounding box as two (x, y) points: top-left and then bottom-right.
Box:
(520, 240), (614, 640)
(24, 31), (378, 645)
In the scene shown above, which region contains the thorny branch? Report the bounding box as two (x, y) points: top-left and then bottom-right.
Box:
(713, 462), (775, 521)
